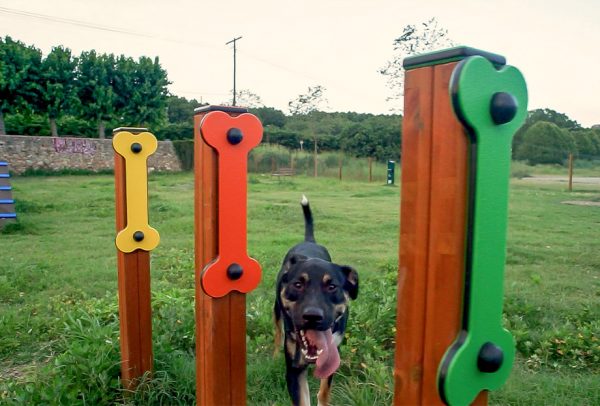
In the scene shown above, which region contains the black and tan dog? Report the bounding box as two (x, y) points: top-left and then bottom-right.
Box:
(274, 196), (359, 406)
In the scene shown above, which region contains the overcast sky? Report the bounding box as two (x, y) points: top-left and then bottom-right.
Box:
(1, 0), (598, 127)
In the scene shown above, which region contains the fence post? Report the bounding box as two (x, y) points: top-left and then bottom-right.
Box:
(113, 127), (160, 389)
(368, 157), (373, 182)
(194, 105), (263, 405)
(393, 47), (527, 405)
(568, 153), (574, 192)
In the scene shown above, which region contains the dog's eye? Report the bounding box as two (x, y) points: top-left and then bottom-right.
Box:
(293, 281), (304, 290)
(327, 283), (337, 292)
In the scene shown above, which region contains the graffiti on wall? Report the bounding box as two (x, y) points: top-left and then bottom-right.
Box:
(53, 138), (97, 155)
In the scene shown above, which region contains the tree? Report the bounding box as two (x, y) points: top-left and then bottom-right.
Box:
(288, 85), (327, 176)
(235, 89), (264, 108)
(114, 56), (170, 128)
(515, 121), (576, 165)
(571, 129), (600, 159)
(513, 108), (581, 155)
(166, 95), (203, 123)
(0, 36), (42, 135)
(38, 46), (77, 137)
(341, 115), (401, 161)
(75, 51), (116, 138)
(250, 107), (286, 128)
(379, 18), (454, 111)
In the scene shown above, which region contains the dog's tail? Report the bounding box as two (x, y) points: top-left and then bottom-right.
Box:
(301, 194), (316, 243)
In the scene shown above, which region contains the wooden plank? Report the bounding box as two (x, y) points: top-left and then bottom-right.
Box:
(194, 108), (248, 405)
(114, 149), (153, 388)
(393, 66), (434, 405)
(420, 61), (469, 405)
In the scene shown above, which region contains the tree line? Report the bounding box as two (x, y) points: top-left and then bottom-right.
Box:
(2, 35), (598, 165)
(0, 36), (169, 138)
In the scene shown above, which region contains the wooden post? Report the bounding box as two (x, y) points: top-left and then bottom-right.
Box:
(392, 49), (511, 405)
(194, 105), (259, 405)
(568, 153), (574, 192)
(113, 127), (156, 389)
(314, 137), (318, 177)
(368, 157), (373, 182)
(338, 154), (343, 181)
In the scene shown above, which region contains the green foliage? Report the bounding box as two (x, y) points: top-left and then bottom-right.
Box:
(515, 121), (576, 165)
(75, 51), (117, 138)
(166, 95), (204, 124)
(513, 108), (582, 156)
(0, 36), (43, 133)
(38, 46), (78, 136)
(4, 113), (96, 136)
(341, 115), (401, 160)
(19, 167), (114, 176)
(4, 112), (50, 135)
(172, 140), (194, 170)
(264, 127), (299, 149)
(155, 122), (193, 140)
(113, 55), (170, 128)
(251, 106), (286, 128)
(571, 128), (600, 159)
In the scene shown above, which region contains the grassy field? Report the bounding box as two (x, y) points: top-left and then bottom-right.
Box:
(0, 172), (598, 405)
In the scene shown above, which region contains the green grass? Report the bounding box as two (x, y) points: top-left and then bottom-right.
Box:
(1, 173), (599, 405)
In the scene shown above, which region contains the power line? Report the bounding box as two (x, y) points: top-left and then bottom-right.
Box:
(0, 6), (218, 50)
(0, 5), (375, 107)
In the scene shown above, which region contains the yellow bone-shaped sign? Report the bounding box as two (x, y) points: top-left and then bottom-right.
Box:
(113, 130), (160, 253)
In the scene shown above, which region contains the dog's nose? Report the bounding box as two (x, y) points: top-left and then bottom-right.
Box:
(302, 307), (324, 323)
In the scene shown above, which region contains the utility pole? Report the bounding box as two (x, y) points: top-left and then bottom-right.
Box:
(226, 36), (242, 106)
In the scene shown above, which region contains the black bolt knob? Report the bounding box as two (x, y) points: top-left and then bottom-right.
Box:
(131, 142), (143, 153)
(490, 92), (518, 125)
(133, 231), (145, 242)
(477, 342), (504, 373)
(227, 263), (243, 280)
(227, 128), (243, 145)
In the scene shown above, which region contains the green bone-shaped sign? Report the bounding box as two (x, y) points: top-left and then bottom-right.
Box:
(437, 56), (527, 406)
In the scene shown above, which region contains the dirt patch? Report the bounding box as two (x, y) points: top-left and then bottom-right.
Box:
(562, 200), (600, 207)
(522, 176), (600, 185)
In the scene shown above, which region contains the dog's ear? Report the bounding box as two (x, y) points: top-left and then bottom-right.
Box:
(282, 254), (308, 282)
(341, 266), (359, 300)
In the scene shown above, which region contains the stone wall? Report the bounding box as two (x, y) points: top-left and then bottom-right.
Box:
(0, 135), (182, 174)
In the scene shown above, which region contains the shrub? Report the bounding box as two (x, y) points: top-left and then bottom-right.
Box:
(172, 140), (194, 171)
(515, 121), (575, 165)
(154, 122), (194, 140)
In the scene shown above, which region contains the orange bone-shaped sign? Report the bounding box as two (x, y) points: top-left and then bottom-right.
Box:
(200, 111), (263, 297)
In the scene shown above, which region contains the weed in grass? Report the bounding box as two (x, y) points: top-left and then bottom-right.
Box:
(0, 220), (27, 234)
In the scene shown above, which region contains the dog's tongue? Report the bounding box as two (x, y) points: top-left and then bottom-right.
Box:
(305, 329), (340, 379)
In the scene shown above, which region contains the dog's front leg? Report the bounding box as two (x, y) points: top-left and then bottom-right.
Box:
(286, 366), (310, 406)
(317, 375), (333, 406)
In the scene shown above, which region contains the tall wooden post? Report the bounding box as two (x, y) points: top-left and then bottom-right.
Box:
(194, 106), (262, 405)
(393, 48), (517, 406)
(113, 127), (160, 388)
(568, 153), (574, 192)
